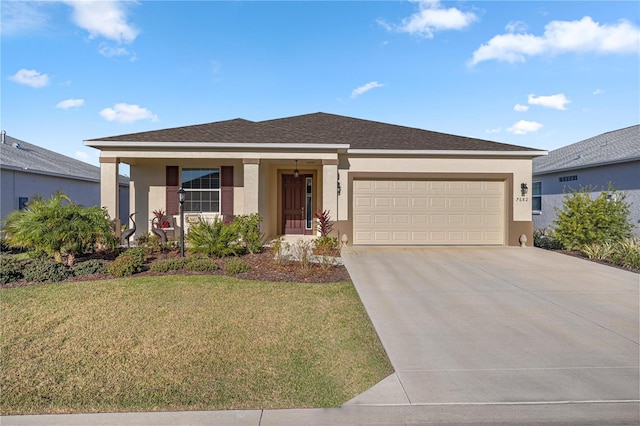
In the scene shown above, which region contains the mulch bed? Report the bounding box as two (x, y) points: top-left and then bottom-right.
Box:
(1, 249), (352, 289)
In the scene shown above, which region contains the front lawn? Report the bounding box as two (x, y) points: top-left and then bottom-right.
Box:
(0, 275), (392, 414)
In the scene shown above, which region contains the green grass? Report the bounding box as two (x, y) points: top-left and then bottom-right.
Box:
(0, 276), (392, 414)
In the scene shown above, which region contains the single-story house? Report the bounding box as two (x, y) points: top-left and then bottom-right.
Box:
(85, 112), (546, 246)
(532, 124), (640, 238)
(1, 131), (130, 225)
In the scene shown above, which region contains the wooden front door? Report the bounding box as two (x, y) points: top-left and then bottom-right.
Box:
(282, 174), (305, 234)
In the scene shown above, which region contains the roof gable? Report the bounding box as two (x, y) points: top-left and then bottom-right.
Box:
(533, 124), (640, 174)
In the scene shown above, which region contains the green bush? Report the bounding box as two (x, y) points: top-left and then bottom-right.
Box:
(234, 214), (264, 254)
(0, 256), (23, 284)
(23, 260), (71, 283)
(314, 236), (339, 254)
(73, 259), (108, 276)
(533, 229), (563, 250)
(150, 258), (189, 273)
(611, 240), (640, 270)
(187, 218), (241, 257)
(552, 185), (634, 250)
(108, 248), (147, 277)
(185, 258), (219, 272)
(224, 257), (250, 274)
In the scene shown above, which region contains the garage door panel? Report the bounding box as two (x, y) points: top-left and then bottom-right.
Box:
(353, 179), (505, 245)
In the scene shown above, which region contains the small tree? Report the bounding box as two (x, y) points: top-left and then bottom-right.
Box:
(551, 184), (634, 250)
(2, 192), (116, 265)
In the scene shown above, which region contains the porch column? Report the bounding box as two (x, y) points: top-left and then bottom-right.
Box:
(100, 157), (120, 228)
(243, 159), (260, 214)
(322, 159), (338, 221)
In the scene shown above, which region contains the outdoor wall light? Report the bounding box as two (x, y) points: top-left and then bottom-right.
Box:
(178, 188), (186, 257)
(293, 160), (300, 178)
(337, 181), (341, 196)
(520, 183), (528, 196)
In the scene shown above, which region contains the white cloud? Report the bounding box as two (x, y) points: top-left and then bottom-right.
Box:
(507, 120), (543, 135)
(99, 103), (158, 123)
(505, 20), (527, 34)
(381, 0), (477, 38)
(528, 93), (571, 110)
(514, 104), (529, 112)
(75, 151), (89, 160)
(470, 16), (640, 66)
(592, 88), (604, 95)
(56, 98), (85, 109)
(351, 81), (385, 99)
(486, 127), (501, 134)
(8, 69), (50, 88)
(64, 0), (139, 44)
(0, 1), (50, 35)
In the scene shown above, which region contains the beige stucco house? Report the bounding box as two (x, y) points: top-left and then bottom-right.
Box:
(85, 113), (546, 246)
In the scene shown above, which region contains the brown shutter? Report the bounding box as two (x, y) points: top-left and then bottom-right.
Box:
(221, 166), (234, 222)
(166, 166), (179, 216)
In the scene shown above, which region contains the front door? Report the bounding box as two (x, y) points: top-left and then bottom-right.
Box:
(282, 174), (305, 234)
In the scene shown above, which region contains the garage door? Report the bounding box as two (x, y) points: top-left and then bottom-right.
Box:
(352, 180), (505, 245)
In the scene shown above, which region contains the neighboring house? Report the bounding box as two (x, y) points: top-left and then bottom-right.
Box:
(532, 124), (640, 238)
(1, 132), (130, 225)
(85, 112), (546, 246)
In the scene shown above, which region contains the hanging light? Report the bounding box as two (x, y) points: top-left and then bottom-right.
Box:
(293, 160), (300, 178)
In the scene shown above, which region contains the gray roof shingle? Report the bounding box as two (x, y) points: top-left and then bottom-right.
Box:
(533, 125), (640, 174)
(1, 134), (129, 185)
(88, 112), (541, 152)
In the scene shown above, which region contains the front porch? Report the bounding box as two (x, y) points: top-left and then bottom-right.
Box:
(99, 155), (342, 242)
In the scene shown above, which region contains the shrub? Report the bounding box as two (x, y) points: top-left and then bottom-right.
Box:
(136, 233), (163, 253)
(185, 258), (219, 272)
(533, 229), (563, 250)
(23, 260), (71, 283)
(2, 192), (117, 266)
(73, 259), (108, 276)
(315, 210), (334, 237)
(580, 242), (614, 261)
(234, 214), (264, 254)
(292, 239), (313, 270)
(611, 240), (640, 270)
(108, 248), (147, 277)
(187, 218), (241, 257)
(271, 237), (290, 266)
(552, 185), (634, 250)
(150, 258), (189, 273)
(224, 257), (250, 274)
(0, 256), (23, 284)
(314, 236), (339, 255)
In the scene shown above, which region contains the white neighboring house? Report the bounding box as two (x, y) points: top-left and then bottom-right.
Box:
(0, 131), (129, 225)
(532, 125), (640, 238)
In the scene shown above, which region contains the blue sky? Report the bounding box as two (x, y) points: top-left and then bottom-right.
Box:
(2, 1), (639, 171)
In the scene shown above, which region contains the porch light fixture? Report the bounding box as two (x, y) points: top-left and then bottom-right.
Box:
(293, 160), (300, 178)
(178, 188), (186, 257)
(337, 181), (341, 196)
(520, 183), (528, 196)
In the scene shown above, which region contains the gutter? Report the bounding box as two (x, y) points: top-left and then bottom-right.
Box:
(533, 156), (640, 176)
(347, 149), (548, 157)
(84, 141), (351, 151)
(0, 165), (129, 186)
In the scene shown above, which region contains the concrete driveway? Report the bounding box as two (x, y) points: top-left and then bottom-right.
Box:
(342, 247), (639, 416)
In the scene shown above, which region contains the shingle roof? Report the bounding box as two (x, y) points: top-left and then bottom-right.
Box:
(533, 125), (640, 174)
(1, 134), (129, 185)
(88, 112), (540, 152)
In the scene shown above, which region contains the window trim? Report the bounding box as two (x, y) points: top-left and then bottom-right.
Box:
(305, 176), (313, 230)
(181, 168), (221, 214)
(532, 181), (542, 214)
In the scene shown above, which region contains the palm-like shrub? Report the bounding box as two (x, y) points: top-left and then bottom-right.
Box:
(2, 192), (117, 265)
(186, 218), (241, 257)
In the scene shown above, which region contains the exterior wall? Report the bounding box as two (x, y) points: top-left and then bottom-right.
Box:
(533, 161), (640, 237)
(1, 168), (129, 225)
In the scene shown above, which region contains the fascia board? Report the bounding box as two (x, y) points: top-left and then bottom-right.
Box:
(84, 141), (351, 151)
(347, 149), (548, 157)
(533, 156), (640, 176)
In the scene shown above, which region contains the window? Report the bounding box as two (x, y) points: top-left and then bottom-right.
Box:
(181, 168), (220, 213)
(532, 181), (542, 212)
(305, 177), (313, 230)
(18, 197), (28, 210)
(559, 175), (578, 182)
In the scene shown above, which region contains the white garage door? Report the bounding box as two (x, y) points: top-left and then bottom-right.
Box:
(353, 180), (505, 245)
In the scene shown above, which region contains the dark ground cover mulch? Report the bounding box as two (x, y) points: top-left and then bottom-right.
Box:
(1, 248), (351, 289)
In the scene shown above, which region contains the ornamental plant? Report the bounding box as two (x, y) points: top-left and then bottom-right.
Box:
(551, 184), (634, 250)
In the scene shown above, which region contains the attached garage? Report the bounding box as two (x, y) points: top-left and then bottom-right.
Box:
(352, 179), (506, 245)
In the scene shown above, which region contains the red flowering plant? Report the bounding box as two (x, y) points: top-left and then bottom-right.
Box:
(152, 209), (170, 229)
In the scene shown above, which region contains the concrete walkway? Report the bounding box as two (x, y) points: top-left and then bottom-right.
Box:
(3, 247), (639, 425)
